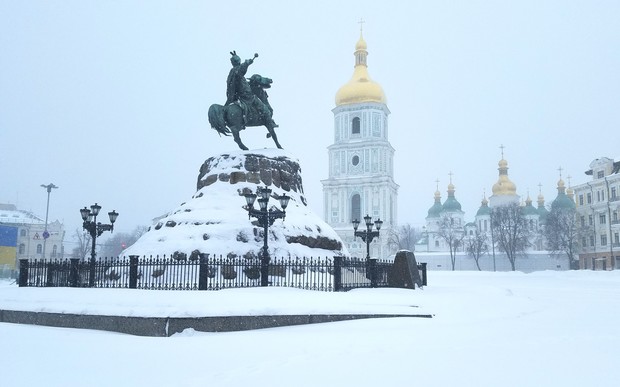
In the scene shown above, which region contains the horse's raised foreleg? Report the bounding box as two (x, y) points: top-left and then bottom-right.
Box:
(231, 126), (249, 151)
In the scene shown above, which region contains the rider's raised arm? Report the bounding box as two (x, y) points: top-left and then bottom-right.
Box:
(240, 53), (257, 73)
(238, 58), (253, 75)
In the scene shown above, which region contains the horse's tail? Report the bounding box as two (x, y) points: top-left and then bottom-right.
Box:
(208, 104), (230, 136)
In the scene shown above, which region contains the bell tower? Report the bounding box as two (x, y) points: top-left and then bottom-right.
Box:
(321, 28), (399, 259)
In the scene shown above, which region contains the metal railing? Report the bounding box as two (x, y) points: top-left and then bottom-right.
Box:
(18, 255), (427, 291)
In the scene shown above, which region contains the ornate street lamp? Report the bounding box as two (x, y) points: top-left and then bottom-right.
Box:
(353, 215), (383, 288)
(353, 214), (382, 260)
(40, 183), (58, 259)
(242, 186), (290, 287)
(80, 203), (118, 287)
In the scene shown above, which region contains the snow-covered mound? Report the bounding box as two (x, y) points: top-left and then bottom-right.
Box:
(123, 149), (348, 259)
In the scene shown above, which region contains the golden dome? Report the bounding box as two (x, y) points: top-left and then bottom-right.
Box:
(537, 184), (545, 205)
(557, 178), (565, 189)
(335, 32), (387, 106)
(492, 177), (517, 195)
(557, 178), (567, 195)
(491, 158), (517, 196)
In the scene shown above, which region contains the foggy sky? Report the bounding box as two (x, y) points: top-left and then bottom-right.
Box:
(1, 1), (619, 250)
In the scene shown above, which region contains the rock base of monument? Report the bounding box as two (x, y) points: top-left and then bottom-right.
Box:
(123, 149), (348, 259)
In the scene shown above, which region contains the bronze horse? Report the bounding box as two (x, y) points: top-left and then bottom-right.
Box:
(208, 74), (282, 150)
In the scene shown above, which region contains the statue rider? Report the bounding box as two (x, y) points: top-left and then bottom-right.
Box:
(226, 51), (278, 129)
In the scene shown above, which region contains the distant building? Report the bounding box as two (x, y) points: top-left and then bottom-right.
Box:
(416, 153), (617, 272)
(419, 152), (561, 262)
(322, 30), (398, 259)
(572, 157), (620, 270)
(0, 203), (65, 269)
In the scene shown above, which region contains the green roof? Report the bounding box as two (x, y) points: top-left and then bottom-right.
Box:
(551, 193), (576, 211)
(522, 202), (539, 216)
(442, 197), (462, 212)
(427, 202), (443, 218)
(476, 204), (491, 216)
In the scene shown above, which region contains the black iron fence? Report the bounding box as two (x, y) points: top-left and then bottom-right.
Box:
(18, 255), (427, 291)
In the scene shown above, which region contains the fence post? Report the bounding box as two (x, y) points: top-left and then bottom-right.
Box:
(129, 255), (139, 289)
(88, 258), (96, 287)
(369, 258), (378, 288)
(18, 259), (29, 287)
(46, 260), (55, 287)
(419, 262), (427, 286)
(333, 256), (343, 291)
(69, 258), (80, 287)
(198, 253), (209, 290)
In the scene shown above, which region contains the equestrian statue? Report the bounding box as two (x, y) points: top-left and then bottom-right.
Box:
(208, 51), (282, 150)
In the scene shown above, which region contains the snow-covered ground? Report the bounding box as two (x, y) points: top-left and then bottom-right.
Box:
(1, 270), (619, 387)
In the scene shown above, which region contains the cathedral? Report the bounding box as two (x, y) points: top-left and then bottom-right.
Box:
(321, 30), (398, 259)
(421, 150), (574, 255)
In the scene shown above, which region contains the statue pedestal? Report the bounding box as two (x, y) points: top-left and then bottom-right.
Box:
(124, 149), (347, 259)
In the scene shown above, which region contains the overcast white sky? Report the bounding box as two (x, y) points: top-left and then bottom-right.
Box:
(1, 1), (619, 248)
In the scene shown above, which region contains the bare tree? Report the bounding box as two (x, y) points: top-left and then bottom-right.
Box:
(71, 227), (91, 261)
(491, 203), (531, 271)
(99, 226), (148, 258)
(545, 207), (580, 269)
(387, 223), (419, 252)
(437, 214), (465, 271)
(134, 225), (148, 239)
(465, 230), (489, 270)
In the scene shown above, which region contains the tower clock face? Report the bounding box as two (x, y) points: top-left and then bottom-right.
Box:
(352, 155), (360, 166)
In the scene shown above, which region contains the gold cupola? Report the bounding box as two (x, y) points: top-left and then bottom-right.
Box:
(537, 191), (545, 206)
(557, 177), (566, 194)
(537, 184), (550, 223)
(492, 158), (517, 196)
(566, 175), (574, 200)
(335, 31), (387, 106)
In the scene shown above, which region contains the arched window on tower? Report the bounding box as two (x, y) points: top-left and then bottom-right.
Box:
(351, 117), (360, 135)
(351, 194), (361, 222)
